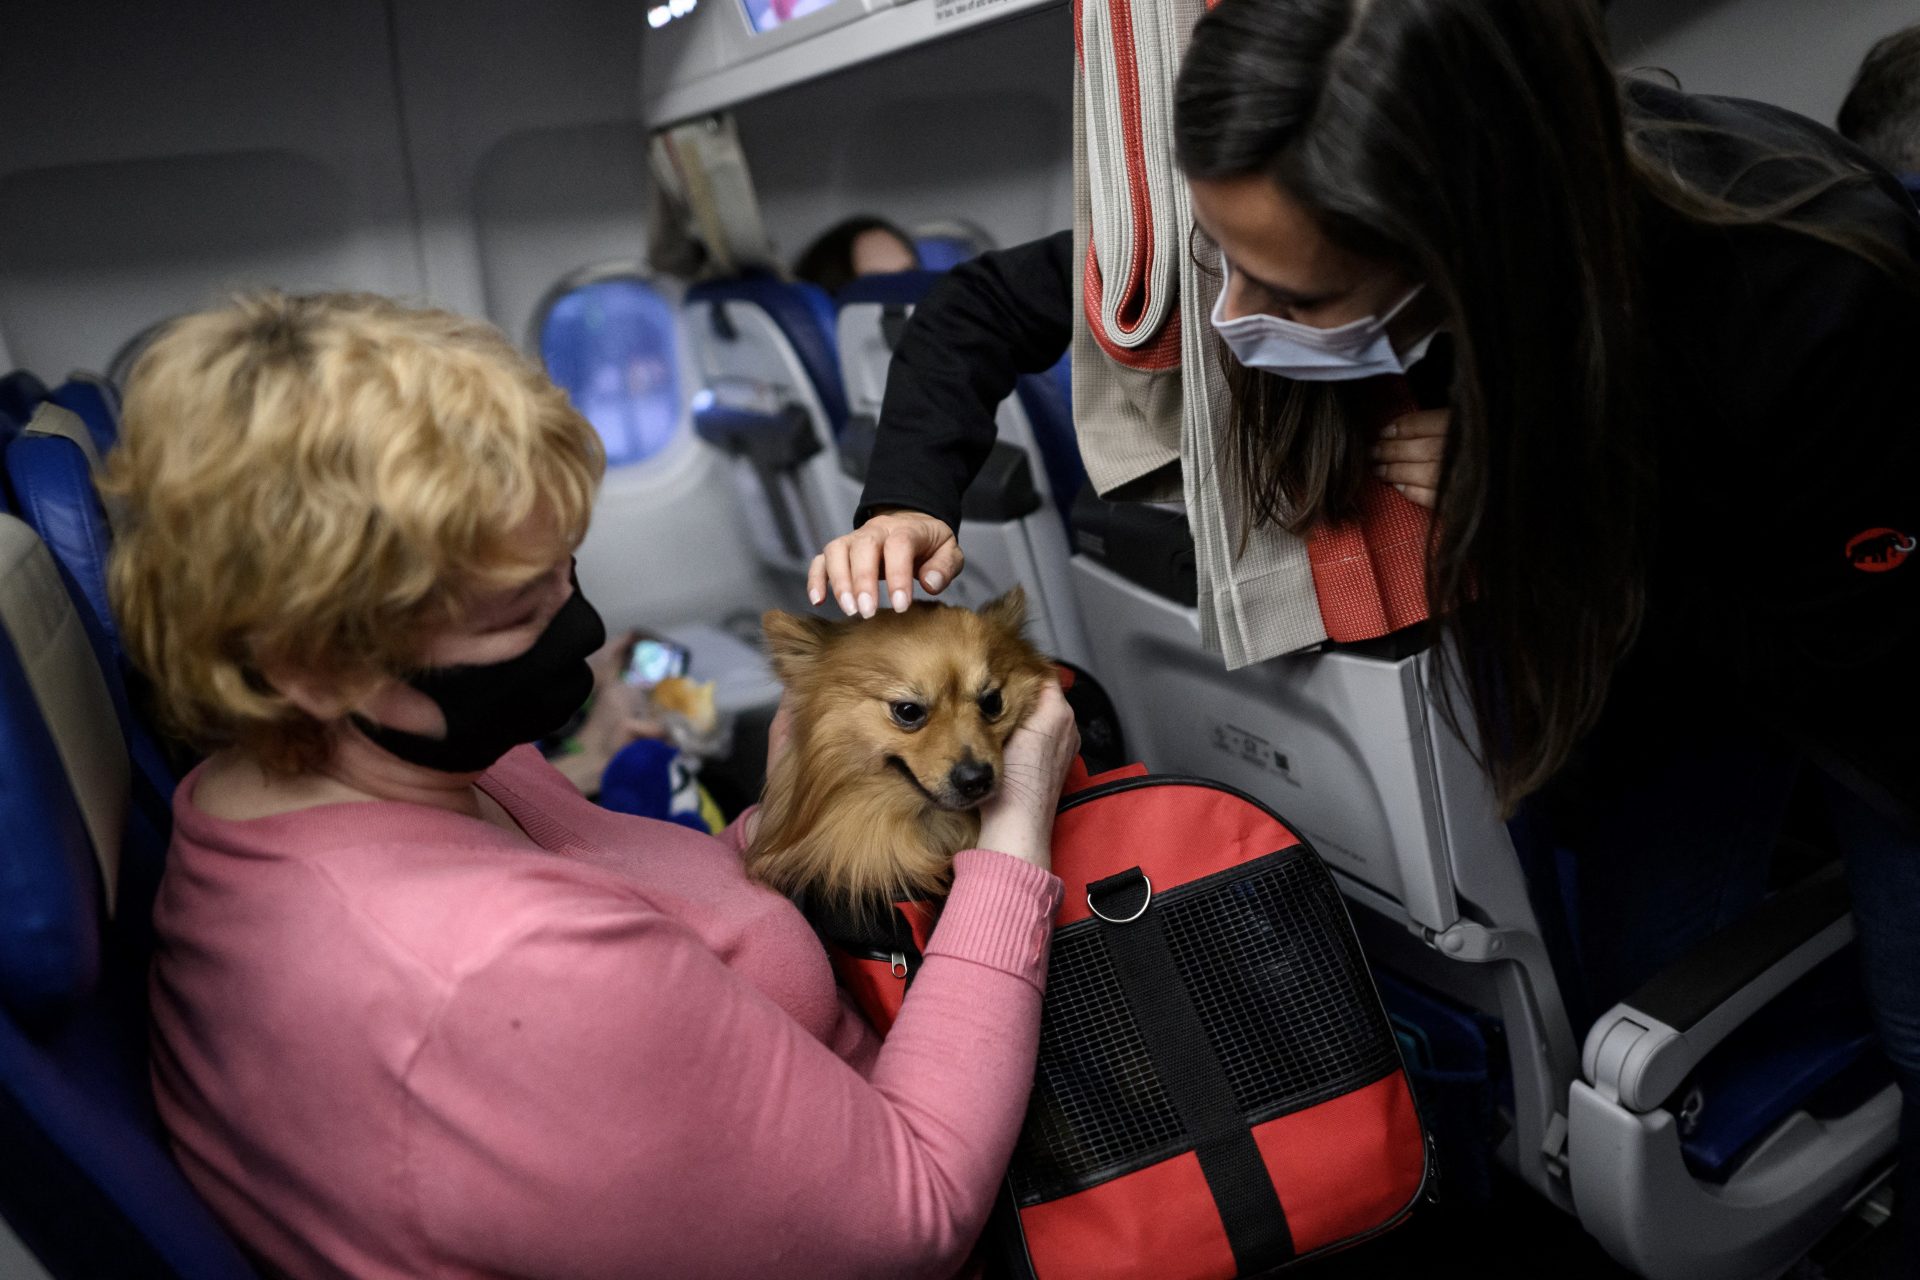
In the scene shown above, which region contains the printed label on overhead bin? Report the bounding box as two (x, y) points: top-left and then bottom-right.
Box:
(934, 0), (1018, 23)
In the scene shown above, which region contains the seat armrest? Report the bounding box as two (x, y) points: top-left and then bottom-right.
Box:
(1581, 863), (1853, 1113)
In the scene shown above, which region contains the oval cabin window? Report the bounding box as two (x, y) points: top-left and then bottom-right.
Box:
(538, 274), (682, 468)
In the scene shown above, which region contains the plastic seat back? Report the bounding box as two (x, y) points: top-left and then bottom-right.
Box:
(834, 270), (1091, 664)
(0, 514), (257, 1279)
(47, 375), (120, 456)
(683, 274), (850, 572)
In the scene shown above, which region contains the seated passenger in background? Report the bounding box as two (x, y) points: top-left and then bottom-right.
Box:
(106, 291), (1076, 1280)
(794, 214), (920, 292)
(1840, 22), (1920, 200)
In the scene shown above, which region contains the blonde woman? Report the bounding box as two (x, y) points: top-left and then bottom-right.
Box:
(111, 293), (1078, 1279)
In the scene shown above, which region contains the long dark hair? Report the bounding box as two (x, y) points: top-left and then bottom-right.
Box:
(1173, 0), (1910, 811)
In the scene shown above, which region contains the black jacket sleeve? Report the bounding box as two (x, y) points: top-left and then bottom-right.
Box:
(855, 230), (1075, 531)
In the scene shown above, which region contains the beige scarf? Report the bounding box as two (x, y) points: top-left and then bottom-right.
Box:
(1069, 0), (1328, 668)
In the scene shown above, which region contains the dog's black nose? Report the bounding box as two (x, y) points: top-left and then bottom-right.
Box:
(950, 760), (995, 801)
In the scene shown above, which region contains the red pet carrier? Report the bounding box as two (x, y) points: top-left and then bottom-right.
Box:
(817, 761), (1430, 1278)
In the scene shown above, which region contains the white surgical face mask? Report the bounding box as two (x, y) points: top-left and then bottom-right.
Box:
(1210, 272), (1437, 381)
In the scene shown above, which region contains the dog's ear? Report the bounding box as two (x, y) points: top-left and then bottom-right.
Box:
(979, 585), (1029, 638)
(762, 610), (834, 679)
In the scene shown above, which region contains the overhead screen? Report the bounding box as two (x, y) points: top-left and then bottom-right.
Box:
(739, 0), (846, 34)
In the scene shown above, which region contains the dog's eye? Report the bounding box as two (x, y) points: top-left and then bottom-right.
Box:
(978, 689), (1005, 719)
(889, 701), (928, 730)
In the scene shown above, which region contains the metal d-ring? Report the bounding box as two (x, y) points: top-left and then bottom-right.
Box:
(1088, 874), (1153, 924)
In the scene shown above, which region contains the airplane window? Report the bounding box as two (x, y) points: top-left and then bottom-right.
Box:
(537, 273), (683, 468)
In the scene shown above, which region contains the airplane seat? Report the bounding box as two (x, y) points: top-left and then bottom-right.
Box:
(5, 402), (179, 932)
(0, 514), (259, 1279)
(48, 374), (121, 455)
(683, 273), (850, 577)
(820, 267), (940, 506)
(0, 371), (49, 428)
(1016, 356), (1084, 541)
(6, 404), (118, 645)
(1065, 490), (1897, 1278)
(913, 236), (976, 272)
(834, 270), (1090, 667)
(909, 220), (993, 272)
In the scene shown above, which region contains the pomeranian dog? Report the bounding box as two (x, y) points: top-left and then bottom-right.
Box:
(748, 587), (1057, 912)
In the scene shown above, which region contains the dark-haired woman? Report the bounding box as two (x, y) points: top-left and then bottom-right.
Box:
(809, 0), (1920, 1255)
(793, 215), (921, 294)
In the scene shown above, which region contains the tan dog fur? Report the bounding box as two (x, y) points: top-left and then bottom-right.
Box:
(749, 588), (1056, 911)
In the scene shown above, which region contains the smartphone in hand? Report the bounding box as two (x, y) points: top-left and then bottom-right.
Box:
(624, 636), (691, 689)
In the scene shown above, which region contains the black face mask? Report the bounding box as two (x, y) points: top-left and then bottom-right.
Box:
(354, 584), (608, 774)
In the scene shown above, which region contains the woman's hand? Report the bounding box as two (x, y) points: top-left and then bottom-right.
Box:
(582, 632), (669, 750)
(808, 509), (963, 617)
(975, 683), (1080, 874)
(1369, 408), (1450, 509)
(551, 632), (669, 795)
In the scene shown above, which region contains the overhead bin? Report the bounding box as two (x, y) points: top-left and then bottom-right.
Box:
(642, 0), (1063, 125)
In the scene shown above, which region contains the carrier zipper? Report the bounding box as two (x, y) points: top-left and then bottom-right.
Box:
(847, 941), (921, 980)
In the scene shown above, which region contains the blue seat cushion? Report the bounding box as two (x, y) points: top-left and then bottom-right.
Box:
(1017, 356), (1085, 532)
(7, 430), (118, 649)
(0, 997), (259, 1278)
(0, 615), (103, 1020)
(835, 269), (946, 310)
(1677, 950), (1888, 1181)
(685, 274), (848, 434)
(49, 379), (120, 455)
(914, 235), (978, 272)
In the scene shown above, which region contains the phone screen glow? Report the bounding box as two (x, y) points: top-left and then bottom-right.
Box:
(626, 640), (689, 687)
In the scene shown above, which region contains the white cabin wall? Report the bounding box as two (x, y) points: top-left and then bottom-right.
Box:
(735, 5), (1075, 265)
(0, 4), (425, 376)
(387, 0), (767, 630)
(388, 0), (654, 341)
(1607, 0), (1914, 127)
(0, 0), (768, 632)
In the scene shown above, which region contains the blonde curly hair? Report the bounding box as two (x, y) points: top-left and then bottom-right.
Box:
(102, 291), (605, 773)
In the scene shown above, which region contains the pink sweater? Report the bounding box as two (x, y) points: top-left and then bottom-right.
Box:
(149, 746), (1062, 1279)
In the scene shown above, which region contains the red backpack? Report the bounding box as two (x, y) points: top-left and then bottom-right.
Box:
(816, 761), (1430, 1277)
